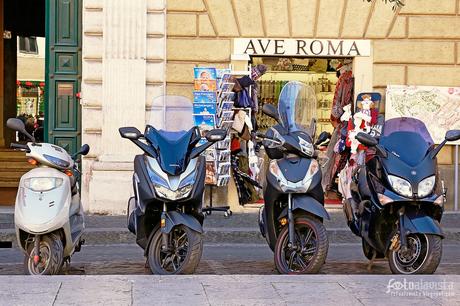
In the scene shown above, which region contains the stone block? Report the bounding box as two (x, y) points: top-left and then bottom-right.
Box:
(316, 0), (345, 38)
(366, 0), (398, 38)
(83, 35), (103, 59)
(407, 66), (460, 86)
(409, 16), (460, 39)
(81, 108), (103, 130)
(206, 0), (239, 36)
(167, 0), (205, 12)
(167, 38), (231, 61)
(199, 14), (216, 36)
(83, 10), (103, 33)
(145, 84), (165, 110)
(147, 0), (165, 11)
(373, 41), (455, 64)
(373, 65), (405, 87)
(438, 145), (453, 165)
(457, 42), (460, 64)
(401, 0), (456, 15)
(341, 0), (372, 38)
(82, 60), (102, 80)
(88, 168), (134, 214)
(290, 0), (316, 37)
(233, 0), (264, 37)
(81, 82), (102, 105)
(166, 62), (196, 83)
(166, 84), (194, 100)
(263, 0), (289, 37)
(146, 37), (166, 60)
(167, 13), (196, 36)
(147, 12), (165, 35)
(146, 61), (165, 83)
(84, 0), (103, 9)
(388, 16), (406, 38)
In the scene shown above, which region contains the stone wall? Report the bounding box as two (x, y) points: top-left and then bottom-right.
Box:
(81, 0), (166, 214)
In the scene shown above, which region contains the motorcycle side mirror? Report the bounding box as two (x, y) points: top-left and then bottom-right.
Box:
(445, 130), (460, 142)
(315, 131), (331, 146)
(205, 129), (227, 142)
(356, 132), (378, 147)
(262, 104), (280, 123)
(7, 118), (35, 142)
(72, 144), (90, 159)
(119, 127), (142, 140)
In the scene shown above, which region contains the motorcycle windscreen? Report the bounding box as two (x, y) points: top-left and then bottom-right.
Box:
(277, 81), (317, 136)
(145, 95), (198, 175)
(380, 117), (434, 167)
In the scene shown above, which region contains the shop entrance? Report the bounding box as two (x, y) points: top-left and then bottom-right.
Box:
(252, 56), (354, 204)
(0, 0), (82, 205)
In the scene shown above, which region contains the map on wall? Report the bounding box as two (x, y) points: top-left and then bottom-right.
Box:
(386, 85), (460, 144)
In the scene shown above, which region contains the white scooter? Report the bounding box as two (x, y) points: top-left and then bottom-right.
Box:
(7, 118), (89, 275)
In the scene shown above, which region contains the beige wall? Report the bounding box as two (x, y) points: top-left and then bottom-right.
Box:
(165, 0), (460, 164)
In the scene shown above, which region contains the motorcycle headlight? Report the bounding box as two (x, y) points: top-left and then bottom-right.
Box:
(24, 177), (63, 192)
(388, 175), (412, 198)
(418, 175), (435, 198)
(154, 184), (193, 201)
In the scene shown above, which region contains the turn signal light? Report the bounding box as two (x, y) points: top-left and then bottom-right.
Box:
(377, 193), (394, 205)
(160, 218), (166, 228)
(279, 217), (288, 226)
(64, 170), (73, 177)
(27, 158), (38, 166)
(434, 195), (445, 206)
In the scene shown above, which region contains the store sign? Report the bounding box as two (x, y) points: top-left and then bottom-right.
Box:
(234, 38), (370, 57)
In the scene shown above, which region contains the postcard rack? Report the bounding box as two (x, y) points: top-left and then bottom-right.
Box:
(193, 67), (237, 216)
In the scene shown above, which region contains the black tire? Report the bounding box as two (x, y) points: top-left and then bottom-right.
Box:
(274, 216), (329, 274)
(24, 234), (64, 275)
(388, 234), (442, 274)
(147, 225), (203, 275)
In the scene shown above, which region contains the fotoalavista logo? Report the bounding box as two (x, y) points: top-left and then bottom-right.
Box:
(386, 278), (455, 297)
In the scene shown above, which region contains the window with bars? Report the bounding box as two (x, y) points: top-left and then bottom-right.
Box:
(18, 36), (38, 54)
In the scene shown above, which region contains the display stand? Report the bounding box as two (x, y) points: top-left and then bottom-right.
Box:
(193, 67), (241, 216)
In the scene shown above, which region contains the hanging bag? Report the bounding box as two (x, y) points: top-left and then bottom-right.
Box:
(234, 88), (252, 108)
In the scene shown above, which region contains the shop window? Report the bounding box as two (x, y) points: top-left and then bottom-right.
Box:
(18, 36), (38, 54)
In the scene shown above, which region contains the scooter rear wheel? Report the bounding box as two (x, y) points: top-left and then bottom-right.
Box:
(388, 233), (442, 274)
(274, 216), (329, 274)
(24, 234), (63, 275)
(147, 225), (203, 275)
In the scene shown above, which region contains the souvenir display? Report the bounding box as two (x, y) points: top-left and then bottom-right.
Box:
(193, 67), (237, 187)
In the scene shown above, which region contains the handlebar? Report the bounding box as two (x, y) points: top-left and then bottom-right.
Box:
(10, 143), (30, 152)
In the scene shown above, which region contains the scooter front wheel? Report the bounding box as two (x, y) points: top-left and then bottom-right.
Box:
(388, 233), (442, 274)
(24, 234), (64, 275)
(147, 225), (203, 275)
(274, 216), (329, 274)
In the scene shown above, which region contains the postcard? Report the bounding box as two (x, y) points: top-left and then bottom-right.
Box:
(194, 79), (217, 91)
(194, 103), (216, 115)
(205, 161), (217, 185)
(216, 137), (230, 150)
(194, 91), (217, 104)
(206, 148), (217, 161)
(217, 175), (231, 187)
(194, 67), (217, 80)
(193, 114), (216, 136)
(218, 150), (230, 162)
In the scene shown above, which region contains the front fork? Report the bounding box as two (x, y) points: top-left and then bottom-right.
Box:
(160, 203), (170, 251)
(287, 194), (296, 249)
(33, 235), (40, 266)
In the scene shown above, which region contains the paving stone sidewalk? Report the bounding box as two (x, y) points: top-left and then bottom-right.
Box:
(0, 274), (458, 305)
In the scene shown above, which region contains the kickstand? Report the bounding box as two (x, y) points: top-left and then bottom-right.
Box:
(367, 251), (377, 272)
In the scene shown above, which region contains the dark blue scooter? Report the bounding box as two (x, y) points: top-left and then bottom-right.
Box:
(345, 117), (460, 274)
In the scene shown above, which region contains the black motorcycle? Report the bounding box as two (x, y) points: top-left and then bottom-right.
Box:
(119, 95), (226, 275)
(258, 81), (331, 274)
(346, 117), (460, 274)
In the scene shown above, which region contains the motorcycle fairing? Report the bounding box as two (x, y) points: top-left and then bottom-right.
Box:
(144, 125), (201, 176)
(278, 195), (330, 220)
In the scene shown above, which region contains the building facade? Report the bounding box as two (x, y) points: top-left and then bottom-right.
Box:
(81, 0), (460, 214)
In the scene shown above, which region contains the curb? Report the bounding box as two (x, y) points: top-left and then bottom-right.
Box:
(3, 227), (460, 247)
